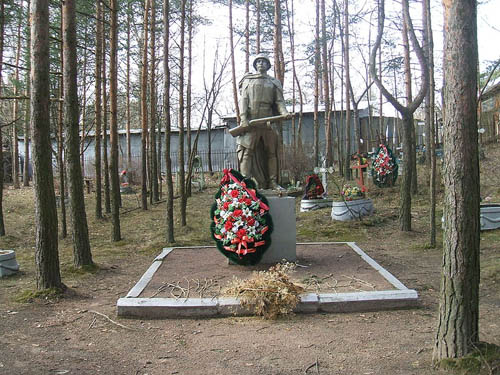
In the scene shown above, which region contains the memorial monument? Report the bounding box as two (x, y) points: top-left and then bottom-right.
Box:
(220, 55), (296, 264)
(229, 54), (292, 190)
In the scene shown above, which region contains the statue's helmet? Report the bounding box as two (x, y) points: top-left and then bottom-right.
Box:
(253, 54), (271, 71)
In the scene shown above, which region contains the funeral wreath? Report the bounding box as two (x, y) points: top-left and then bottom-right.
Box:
(210, 169), (273, 265)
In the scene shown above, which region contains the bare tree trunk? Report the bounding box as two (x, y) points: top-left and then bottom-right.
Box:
(31, 0), (63, 290)
(402, 7), (417, 195)
(313, 0), (320, 167)
(343, 0), (351, 179)
(179, 0), (187, 226)
(434, 0), (479, 360)
(126, 1), (132, 169)
(285, 0), (304, 153)
(321, 0), (332, 165)
(141, 0), (150, 210)
(12, 13), (21, 189)
(163, 0), (174, 243)
(245, 0), (249, 72)
(0, 0), (4, 235)
(23, 1), (31, 187)
(378, 47), (383, 139)
(185, 0), (192, 198)
(256, 0), (261, 54)
(150, 0), (159, 203)
(109, 0), (121, 241)
(63, 0), (93, 264)
(273, 0), (285, 85)
(102, 17), (111, 214)
(80, 27), (88, 178)
(370, 0), (429, 231)
(229, 0), (240, 123)
(424, 0), (436, 247)
(57, 8), (67, 239)
(94, 0), (103, 220)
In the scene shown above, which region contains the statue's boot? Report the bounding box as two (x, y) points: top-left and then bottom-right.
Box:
(267, 156), (283, 190)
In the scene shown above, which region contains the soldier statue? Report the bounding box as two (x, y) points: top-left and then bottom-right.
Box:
(232, 54), (292, 189)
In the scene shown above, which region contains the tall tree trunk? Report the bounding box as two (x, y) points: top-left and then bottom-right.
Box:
(320, 0), (332, 165)
(80, 27), (88, 177)
(0, 0), (6, 235)
(58, 9), (67, 239)
(424, 0), (436, 247)
(102, 18), (111, 214)
(185, 0), (192, 198)
(179, 0), (187, 226)
(163, 0), (174, 243)
(150, 0), (159, 203)
(141, 0), (150, 210)
(12, 14), (21, 189)
(62, 0), (93, 265)
(94, 0), (103, 220)
(273, 0), (285, 85)
(285, 0), (304, 153)
(273, 0), (285, 181)
(313, 0), (320, 167)
(370, 0), (428, 231)
(23, 1), (31, 187)
(109, 0), (121, 241)
(126, 1), (132, 169)
(402, 7), (417, 195)
(245, 0), (249, 71)
(433, 0), (480, 360)
(31, 0), (63, 290)
(343, 0), (352, 179)
(256, 0), (261, 54)
(229, 0), (240, 123)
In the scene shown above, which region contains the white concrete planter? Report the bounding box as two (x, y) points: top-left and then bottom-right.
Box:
(331, 198), (374, 221)
(300, 198), (333, 212)
(442, 204), (500, 231)
(480, 204), (500, 230)
(0, 250), (20, 277)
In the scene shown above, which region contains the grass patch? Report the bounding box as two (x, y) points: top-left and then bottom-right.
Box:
(14, 287), (64, 303)
(64, 263), (100, 275)
(437, 342), (500, 375)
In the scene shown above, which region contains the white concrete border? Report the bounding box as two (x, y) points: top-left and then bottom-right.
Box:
(117, 242), (419, 318)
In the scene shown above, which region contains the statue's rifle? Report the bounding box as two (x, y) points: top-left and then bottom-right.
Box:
(229, 113), (294, 137)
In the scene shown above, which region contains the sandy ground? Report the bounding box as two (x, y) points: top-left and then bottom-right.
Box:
(1, 234), (498, 375)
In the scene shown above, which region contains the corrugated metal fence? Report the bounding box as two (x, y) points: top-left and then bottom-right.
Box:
(82, 150), (238, 179)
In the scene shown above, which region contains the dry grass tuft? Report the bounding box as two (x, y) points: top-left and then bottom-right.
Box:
(224, 262), (304, 319)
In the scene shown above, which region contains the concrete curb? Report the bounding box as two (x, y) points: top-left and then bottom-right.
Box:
(117, 242), (419, 318)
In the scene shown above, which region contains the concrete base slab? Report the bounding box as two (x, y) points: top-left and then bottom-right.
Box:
(117, 242), (418, 319)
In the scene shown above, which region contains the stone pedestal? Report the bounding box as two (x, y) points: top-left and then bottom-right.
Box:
(260, 196), (297, 263)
